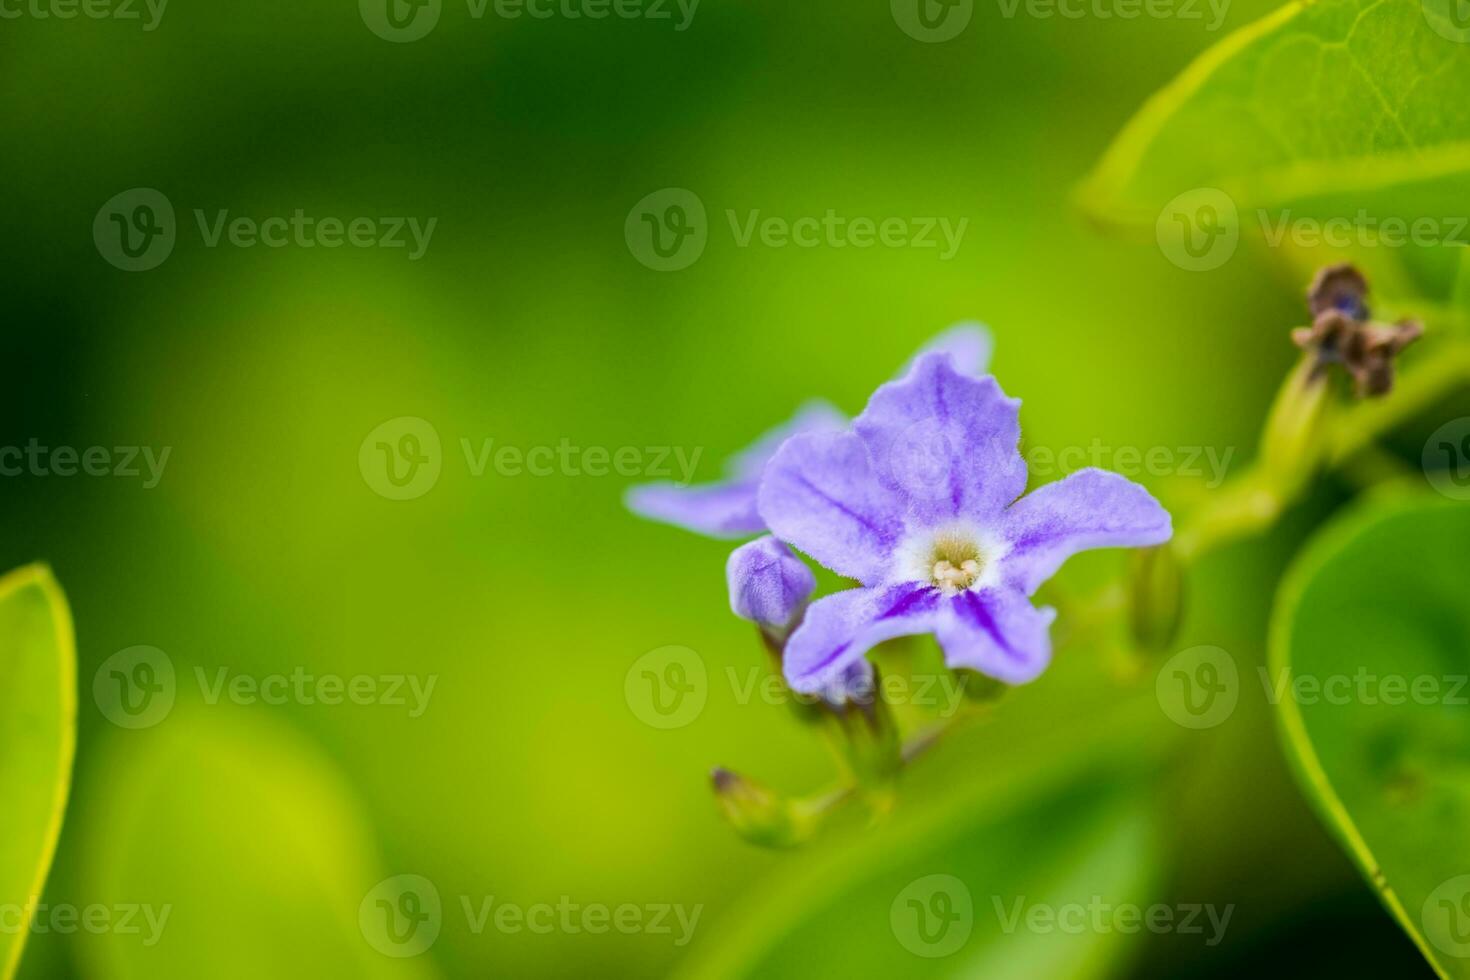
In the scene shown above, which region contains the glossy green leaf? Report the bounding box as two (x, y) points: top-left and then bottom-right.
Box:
(74, 707), (438, 980)
(676, 747), (1161, 979)
(0, 565), (76, 980)
(1080, 0), (1470, 228)
(1271, 497), (1470, 978)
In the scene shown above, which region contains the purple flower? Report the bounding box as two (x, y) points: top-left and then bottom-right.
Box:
(726, 535), (816, 631)
(758, 353), (1172, 693)
(624, 324), (993, 538)
(625, 401), (846, 538)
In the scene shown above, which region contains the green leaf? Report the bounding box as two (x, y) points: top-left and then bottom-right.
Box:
(0, 565), (76, 980)
(676, 751), (1161, 979)
(73, 707), (438, 980)
(1079, 0), (1470, 228)
(1271, 497), (1470, 978)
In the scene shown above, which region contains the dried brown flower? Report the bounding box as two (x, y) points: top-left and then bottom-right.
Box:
(1291, 264), (1422, 398)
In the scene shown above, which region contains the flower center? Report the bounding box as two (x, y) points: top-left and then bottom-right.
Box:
(926, 530), (985, 592)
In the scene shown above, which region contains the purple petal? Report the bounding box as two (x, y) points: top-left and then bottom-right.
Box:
(624, 479), (765, 538)
(904, 323), (994, 379)
(757, 430), (907, 585)
(936, 588), (1056, 684)
(625, 400), (847, 539)
(783, 585), (942, 694)
(1000, 468), (1172, 595)
(854, 353), (1026, 529)
(725, 400), (848, 481)
(726, 536), (816, 629)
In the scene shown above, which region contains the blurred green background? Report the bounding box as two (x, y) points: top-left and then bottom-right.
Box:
(0, 0), (1443, 975)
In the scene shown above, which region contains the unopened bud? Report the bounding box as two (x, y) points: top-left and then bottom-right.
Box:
(727, 536), (816, 642)
(1260, 357), (1333, 494)
(1128, 544), (1186, 653)
(822, 670), (902, 815)
(710, 768), (809, 848)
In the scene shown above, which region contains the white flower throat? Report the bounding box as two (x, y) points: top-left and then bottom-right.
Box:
(897, 522), (1007, 595)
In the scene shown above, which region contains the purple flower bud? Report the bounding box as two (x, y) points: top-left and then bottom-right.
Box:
(726, 536), (816, 631)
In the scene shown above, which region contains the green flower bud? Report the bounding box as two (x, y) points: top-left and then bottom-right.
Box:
(821, 674), (902, 817)
(1128, 544), (1186, 653)
(710, 768), (810, 848)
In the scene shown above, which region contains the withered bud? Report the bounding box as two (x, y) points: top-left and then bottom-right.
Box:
(1307, 263), (1370, 320)
(1292, 264), (1422, 398)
